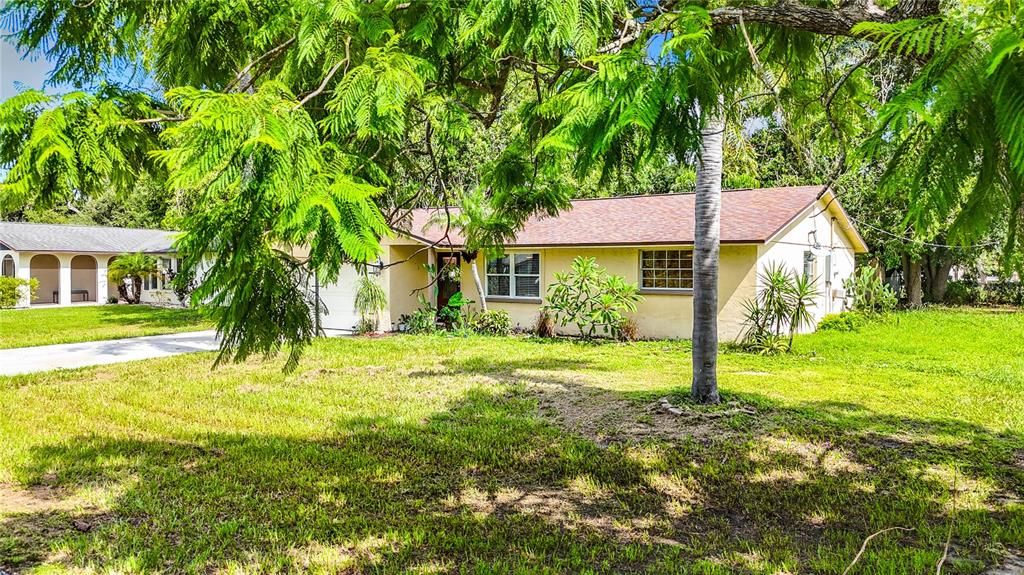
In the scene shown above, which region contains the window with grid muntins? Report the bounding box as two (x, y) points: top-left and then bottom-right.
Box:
(486, 253), (541, 298)
(640, 249), (694, 290)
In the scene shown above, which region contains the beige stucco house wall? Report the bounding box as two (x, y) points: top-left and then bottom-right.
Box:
(377, 188), (867, 341)
(441, 244), (758, 340)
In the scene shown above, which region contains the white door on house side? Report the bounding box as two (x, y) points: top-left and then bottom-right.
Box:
(316, 264), (361, 333)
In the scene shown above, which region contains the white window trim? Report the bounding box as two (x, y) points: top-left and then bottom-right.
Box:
(485, 252), (542, 300)
(639, 248), (694, 292)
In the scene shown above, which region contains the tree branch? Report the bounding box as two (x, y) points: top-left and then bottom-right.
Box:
(842, 527), (914, 575)
(226, 37), (296, 92)
(599, 0), (940, 55)
(295, 37), (351, 109)
(709, 0), (938, 37)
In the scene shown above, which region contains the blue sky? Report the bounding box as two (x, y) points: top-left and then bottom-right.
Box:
(0, 34), (57, 100)
(2, 6), (158, 102)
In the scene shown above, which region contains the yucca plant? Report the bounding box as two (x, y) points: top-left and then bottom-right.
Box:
(787, 272), (819, 350)
(740, 262), (818, 354)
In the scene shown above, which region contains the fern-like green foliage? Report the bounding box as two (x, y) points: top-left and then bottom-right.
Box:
(856, 3), (1024, 270)
(0, 86), (164, 212)
(157, 82), (389, 369)
(3, 0), (1012, 367)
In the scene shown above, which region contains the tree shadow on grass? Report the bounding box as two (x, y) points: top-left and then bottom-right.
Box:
(2, 378), (1023, 573)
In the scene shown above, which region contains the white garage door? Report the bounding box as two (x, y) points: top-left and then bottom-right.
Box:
(316, 264), (361, 334)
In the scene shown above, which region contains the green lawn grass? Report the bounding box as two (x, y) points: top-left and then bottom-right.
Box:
(1, 308), (1022, 573)
(0, 305), (211, 349)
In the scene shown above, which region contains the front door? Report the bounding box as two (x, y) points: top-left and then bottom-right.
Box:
(436, 252), (461, 310)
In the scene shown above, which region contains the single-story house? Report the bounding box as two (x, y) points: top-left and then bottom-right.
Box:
(0, 222), (182, 308)
(2, 185), (868, 341)
(365, 185), (868, 339)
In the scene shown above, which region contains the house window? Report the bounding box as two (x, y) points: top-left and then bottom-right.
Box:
(1, 255), (14, 278)
(640, 249), (693, 290)
(486, 253), (541, 298)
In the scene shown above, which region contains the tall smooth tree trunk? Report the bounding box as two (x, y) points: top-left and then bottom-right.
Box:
(691, 111), (724, 404)
(466, 252), (487, 311)
(929, 260), (952, 303)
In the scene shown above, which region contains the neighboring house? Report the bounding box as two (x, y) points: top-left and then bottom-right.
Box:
(0, 222), (182, 308)
(359, 185), (868, 339)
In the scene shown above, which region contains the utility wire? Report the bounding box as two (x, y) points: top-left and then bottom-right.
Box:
(842, 214), (1001, 250)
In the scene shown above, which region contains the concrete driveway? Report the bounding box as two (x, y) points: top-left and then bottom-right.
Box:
(0, 330), (220, 376)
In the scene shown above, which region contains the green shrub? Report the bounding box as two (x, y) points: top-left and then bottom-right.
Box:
(817, 311), (866, 332)
(943, 280), (1022, 307)
(0, 277), (38, 308)
(745, 333), (791, 355)
(471, 309), (512, 336)
(844, 267), (898, 314)
(400, 307), (438, 334)
(544, 256), (643, 339)
(986, 281), (1024, 306)
(945, 280), (982, 306)
(437, 291), (472, 329)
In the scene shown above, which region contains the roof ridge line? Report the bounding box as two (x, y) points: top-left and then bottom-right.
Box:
(410, 185), (827, 211)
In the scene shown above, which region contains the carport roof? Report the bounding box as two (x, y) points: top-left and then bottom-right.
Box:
(0, 222), (178, 254)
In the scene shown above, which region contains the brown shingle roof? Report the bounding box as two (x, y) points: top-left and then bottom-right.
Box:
(404, 185), (830, 247)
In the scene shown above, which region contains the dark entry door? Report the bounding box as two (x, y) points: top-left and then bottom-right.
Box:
(436, 252), (461, 309)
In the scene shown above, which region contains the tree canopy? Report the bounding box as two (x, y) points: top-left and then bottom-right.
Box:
(0, 0), (1020, 365)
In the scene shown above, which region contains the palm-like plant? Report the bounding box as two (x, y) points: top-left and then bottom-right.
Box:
(353, 274), (387, 333)
(740, 262), (819, 353)
(787, 272), (819, 350)
(108, 253), (158, 304)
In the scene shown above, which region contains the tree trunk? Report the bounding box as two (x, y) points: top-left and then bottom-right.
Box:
(929, 259), (952, 303)
(131, 276), (143, 305)
(923, 248), (953, 303)
(902, 254), (923, 307)
(465, 252), (487, 312)
(691, 110), (724, 405)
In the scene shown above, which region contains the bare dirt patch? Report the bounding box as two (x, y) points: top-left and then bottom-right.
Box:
(0, 483), (78, 515)
(526, 378), (756, 445)
(984, 552), (1024, 575)
(446, 485), (677, 545)
(0, 483), (113, 571)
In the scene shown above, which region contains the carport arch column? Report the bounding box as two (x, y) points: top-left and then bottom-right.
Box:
(58, 254), (73, 305)
(97, 256), (109, 303)
(15, 253), (32, 307)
